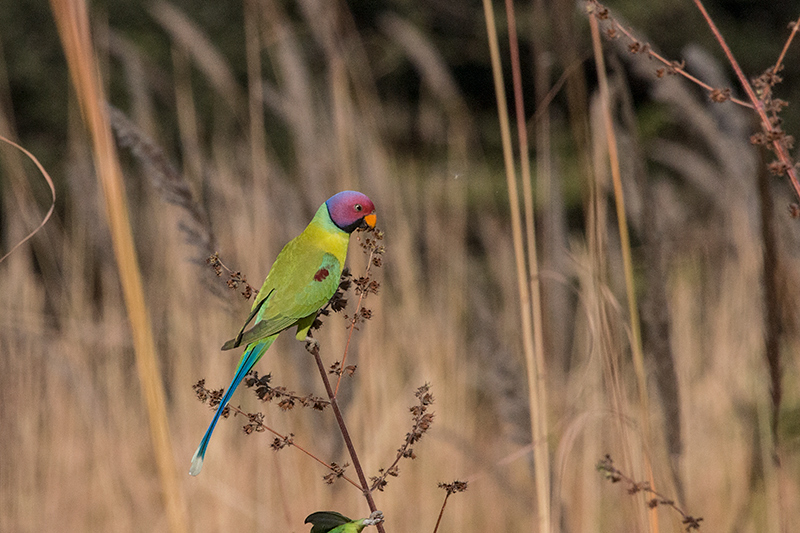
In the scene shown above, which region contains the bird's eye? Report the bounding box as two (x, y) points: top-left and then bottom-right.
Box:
(354, 204), (362, 212)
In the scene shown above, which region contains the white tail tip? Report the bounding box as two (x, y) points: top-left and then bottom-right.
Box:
(189, 450), (204, 476)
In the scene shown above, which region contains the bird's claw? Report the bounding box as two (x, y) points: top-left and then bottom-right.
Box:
(365, 511), (384, 526)
(304, 335), (320, 353)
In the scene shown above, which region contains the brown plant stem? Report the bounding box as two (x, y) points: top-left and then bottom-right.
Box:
(771, 14), (800, 75)
(482, 0), (551, 529)
(336, 312), (360, 397)
(587, 0), (752, 109)
(308, 342), (386, 533)
(598, 455), (703, 531)
(222, 401), (362, 489)
(691, 0), (800, 202)
(530, 54), (589, 130)
(503, 0), (552, 532)
(431, 493), (451, 533)
(335, 244), (379, 396)
(432, 481), (467, 533)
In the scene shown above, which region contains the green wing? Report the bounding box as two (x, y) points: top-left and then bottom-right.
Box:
(304, 510), (382, 533)
(221, 247), (342, 350)
(304, 511), (370, 533)
(305, 511), (351, 533)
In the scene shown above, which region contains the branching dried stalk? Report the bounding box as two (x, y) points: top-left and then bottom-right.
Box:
(369, 384), (434, 493)
(191, 379), (360, 489)
(244, 371), (330, 411)
(598, 455), (703, 531)
(335, 229), (384, 396)
(305, 340), (385, 533)
(206, 252), (258, 300)
(690, 0), (800, 203)
(587, 0), (800, 205)
(432, 481), (468, 533)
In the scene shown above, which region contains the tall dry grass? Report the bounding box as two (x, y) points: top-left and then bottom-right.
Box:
(1, 1), (799, 532)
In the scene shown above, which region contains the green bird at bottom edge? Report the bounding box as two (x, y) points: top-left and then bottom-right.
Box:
(305, 510), (385, 533)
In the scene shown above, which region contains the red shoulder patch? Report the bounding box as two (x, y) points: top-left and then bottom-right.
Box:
(314, 268), (330, 282)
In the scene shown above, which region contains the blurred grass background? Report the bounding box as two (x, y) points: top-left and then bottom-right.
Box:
(2, 0), (800, 531)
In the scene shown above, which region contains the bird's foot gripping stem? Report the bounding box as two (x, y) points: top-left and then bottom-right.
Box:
(365, 511), (384, 526)
(304, 335), (320, 355)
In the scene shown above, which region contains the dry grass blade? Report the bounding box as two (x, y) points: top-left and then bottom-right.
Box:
(47, 1), (188, 531)
(503, 0), (552, 531)
(483, 0), (552, 529)
(589, 11), (656, 531)
(589, 8), (648, 440)
(0, 135), (55, 263)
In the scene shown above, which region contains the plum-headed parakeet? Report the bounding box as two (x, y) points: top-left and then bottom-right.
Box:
(190, 191), (376, 476)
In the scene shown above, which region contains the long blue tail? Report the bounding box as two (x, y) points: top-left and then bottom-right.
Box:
(190, 337), (275, 476)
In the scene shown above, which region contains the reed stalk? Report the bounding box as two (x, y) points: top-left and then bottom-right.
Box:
(483, 0), (551, 529)
(48, 1), (188, 531)
(589, 12), (656, 532)
(504, 1), (552, 532)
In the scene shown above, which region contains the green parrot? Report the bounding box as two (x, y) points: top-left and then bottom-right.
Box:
(305, 511), (384, 533)
(190, 191), (377, 476)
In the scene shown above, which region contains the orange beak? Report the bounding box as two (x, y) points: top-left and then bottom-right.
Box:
(364, 212), (377, 228)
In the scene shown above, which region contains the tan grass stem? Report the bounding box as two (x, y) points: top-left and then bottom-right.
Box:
(0, 136), (56, 264)
(504, 1), (552, 532)
(48, 1), (188, 531)
(483, 0), (551, 530)
(589, 13), (656, 532)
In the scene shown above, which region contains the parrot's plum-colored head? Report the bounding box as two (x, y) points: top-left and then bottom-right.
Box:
(326, 191), (376, 233)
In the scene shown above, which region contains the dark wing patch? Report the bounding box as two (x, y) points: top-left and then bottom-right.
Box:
(313, 268), (329, 282)
(221, 314), (300, 349)
(222, 289), (273, 350)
